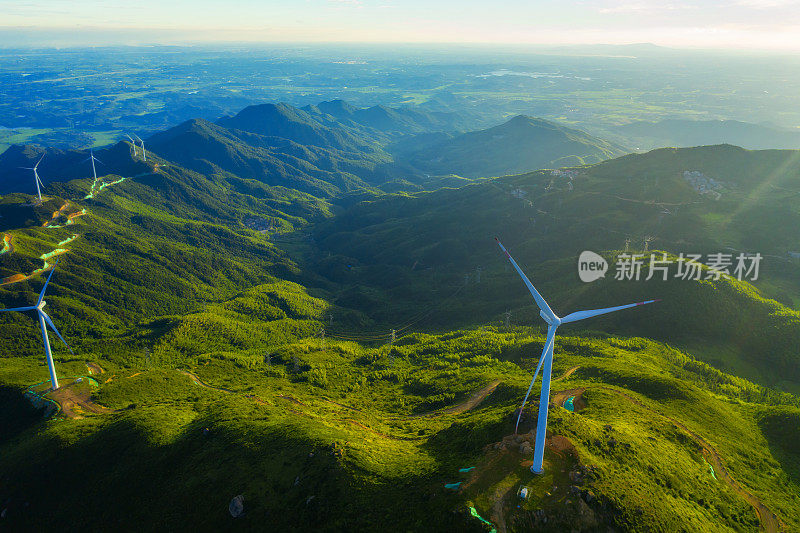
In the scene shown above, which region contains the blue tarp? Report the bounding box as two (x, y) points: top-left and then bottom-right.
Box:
(564, 396), (575, 412)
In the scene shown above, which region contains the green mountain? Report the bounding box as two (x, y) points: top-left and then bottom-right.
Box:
(217, 102), (375, 153)
(0, 111), (799, 532)
(145, 101), (488, 196)
(146, 118), (383, 197)
(402, 115), (627, 178)
(311, 144), (800, 390)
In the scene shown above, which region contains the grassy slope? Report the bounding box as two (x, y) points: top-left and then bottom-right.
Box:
(0, 330), (798, 531)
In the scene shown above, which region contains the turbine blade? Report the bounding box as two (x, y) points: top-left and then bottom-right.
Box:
(515, 326), (556, 433)
(495, 237), (557, 323)
(34, 154), (44, 169)
(0, 306), (36, 312)
(37, 258), (59, 305)
(560, 299), (660, 324)
(40, 311), (74, 355)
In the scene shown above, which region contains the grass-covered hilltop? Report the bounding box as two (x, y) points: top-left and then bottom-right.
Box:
(1, 102), (799, 532)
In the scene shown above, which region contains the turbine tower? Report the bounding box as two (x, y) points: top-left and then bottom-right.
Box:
(132, 133), (146, 161)
(19, 154), (45, 203)
(125, 134), (139, 156)
(495, 237), (658, 474)
(0, 259), (73, 390)
(86, 151), (103, 182)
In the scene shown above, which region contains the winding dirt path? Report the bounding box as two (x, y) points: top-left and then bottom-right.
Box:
(552, 366), (580, 382)
(177, 369), (237, 393)
(41, 202), (71, 227)
(321, 397), (363, 412)
(1, 233), (13, 255)
(550, 369), (785, 533)
(310, 378), (503, 420)
(409, 380), (502, 418)
(1, 203), (87, 287)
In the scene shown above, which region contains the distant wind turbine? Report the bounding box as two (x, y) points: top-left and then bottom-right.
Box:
(0, 259), (73, 390)
(19, 154), (45, 203)
(125, 134), (139, 156)
(132, 133), (146, 161)
(495, 237), (659, 474)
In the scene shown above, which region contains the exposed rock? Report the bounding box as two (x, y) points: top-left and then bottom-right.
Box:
(229, 495), (245, 518)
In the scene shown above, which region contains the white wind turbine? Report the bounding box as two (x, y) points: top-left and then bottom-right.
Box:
(132, 133), (146, 161)
(496, 237), (659, 474)
(86, 150), (103, 182)
(0, 259), (73, 390)
(125, 134), (139, 156)
(19, 154), (45, 203)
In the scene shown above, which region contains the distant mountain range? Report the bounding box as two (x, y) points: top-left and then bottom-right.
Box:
(1, 101), (631, 197)
(614, 119), (800, 151)
(302, 99), (476, 134)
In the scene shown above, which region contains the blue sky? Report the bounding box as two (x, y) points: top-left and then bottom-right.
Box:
(1, 0), (799, 50)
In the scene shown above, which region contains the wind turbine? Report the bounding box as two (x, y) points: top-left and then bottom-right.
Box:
(19, 154), (45, 203)
(132, 133), (146, 161)
(495, 237), (658, 474)
(0, 259), (73, 390)
(125, 134), (139, 156)
(86, 150), (103, 182)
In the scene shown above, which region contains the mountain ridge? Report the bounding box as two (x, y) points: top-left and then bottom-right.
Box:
(402, 114), (628, 178)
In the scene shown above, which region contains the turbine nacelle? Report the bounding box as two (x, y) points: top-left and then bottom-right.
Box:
(540, 310), (560, 326)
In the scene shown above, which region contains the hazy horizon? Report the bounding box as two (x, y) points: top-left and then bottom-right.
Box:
(1, 0), (799, 51)
(0, 32), (798, 55)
